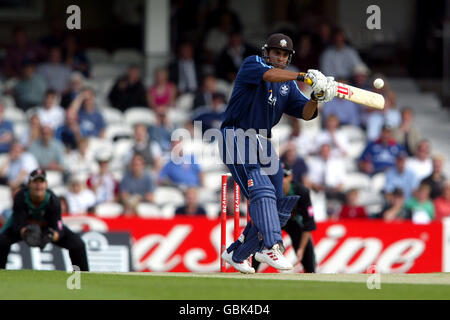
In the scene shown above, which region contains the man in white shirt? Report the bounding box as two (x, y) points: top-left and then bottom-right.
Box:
(65, 175), (96, 215)
(314, 114), (351, 158)
(319, 28), (363, 80)
(307, 143), (346, 193)
(37, 89), (65, 131)
(406, 140), (433, 181)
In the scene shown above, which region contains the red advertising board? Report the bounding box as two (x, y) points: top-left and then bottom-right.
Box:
(62, 216), (443, 273)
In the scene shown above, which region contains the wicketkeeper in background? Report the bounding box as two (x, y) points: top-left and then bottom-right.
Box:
(252, 162), (317, 273)
(0, 169), (89, 271)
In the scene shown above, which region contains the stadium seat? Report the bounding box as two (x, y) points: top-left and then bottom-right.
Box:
(112, 139), (134, 162)
(104, 123), (133, 142)
(94, 202), (124, 218)
(1, 94), (16, 108)
(100, 106), (123, 124)
(167, 108), (190, 127)
(13, 121), (27, 140)
(46, 170), (64, 188)
(136, 202), (161, 218)
(86, 138), (113, 161)
(124, 107), (156, 126)
(52, 185), (68, 197)
(154, 187), (184, 206)
(0, 185), (12, 211)
(197, 187), (218, 203)
(205, 202), (220, 219)
(4, 107), (26, 123)
(175, 93), (194, 111)
(272, 123), (292, 142)
(203, 171), (223, 192)
(161, 203), (176, 219)
(371, 172), (386, 193)
(0, 154), (9, 167)
(85, 48), (111, 64)
(112, 49), (144, 65)
(343, 172), (371, 191)
(309, 190), (327, 222)
(91, 63), (127, 79)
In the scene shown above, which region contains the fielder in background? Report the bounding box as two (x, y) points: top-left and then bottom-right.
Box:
(0, 169), (89, 271)
(219, 33), (336, 273)
(252, 162), (317, 273)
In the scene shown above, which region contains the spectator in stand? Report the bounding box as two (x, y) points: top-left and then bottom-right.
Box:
(404, 182), (435, 224)
(124, 123), (163, 172)
(147, 67), (177, 114)
(158, 140), (204, 188)
(291, 32), (319, 73)
(192, 74), (218, 110)
(168, 41), (201, 94)
(405, 140), (433, 182)
(120, 153), (156, 215)
(12, 60), (47, 111)
(87, 151), (119, 205)
(321, 79), (361, 127)
(203, 0), (242, 35)
(3, 27), (44, 79)
(20, 113), (41, 149)
(319, 28), (363, 80)
(379, 188), (407, 221)
(313, 21), (332, 56)
(148, 109), (174, 154)
(60, 72), (85, 109)
(68, 88), (106, 138)
(351, 63), (372, 129)
(0, 102), (14, 154)
(108, 65), (148, 112)
(216, 31), (257, 83)
(55, 109), (85, 151)
(204, 11), (234, 62)
(36, 46), (72, 94)
(64, 138), (96, 179)
(0, 141), (38, 192)
(314, 114), (351, 158)
(393, 107), (421, 156)
(175, 187), (207, 216)
(280, 143), (309, 186)
(28, 125), (66, 173)
(37, 89), (65, 131)
(384, 151), (419, 200)
(280, 116), (315, 158)
(421, 155), (446, 200)
(65, 175), (96, 215)
(192, 92), (226, 133)
(434, 181), (450, 220)
(365, 77), (400, 141)
(358, 125), (404, 176)
(307, 143), (346, 208)
(332, 188), (368, 220)
(61, 34), (90, 78)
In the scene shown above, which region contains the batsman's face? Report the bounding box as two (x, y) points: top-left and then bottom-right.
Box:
(268, 49), (290, 69)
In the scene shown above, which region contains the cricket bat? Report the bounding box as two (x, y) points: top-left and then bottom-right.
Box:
(298, 73), (385, 110)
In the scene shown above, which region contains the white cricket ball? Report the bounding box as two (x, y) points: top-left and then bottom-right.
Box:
(373, 78), (384, 89)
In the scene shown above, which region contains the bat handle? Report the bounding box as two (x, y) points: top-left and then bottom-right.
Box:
(298, 72), (313, 86)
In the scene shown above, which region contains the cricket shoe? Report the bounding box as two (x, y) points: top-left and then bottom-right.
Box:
(254, 243), (293, 270)
(221, 250), (255, 274)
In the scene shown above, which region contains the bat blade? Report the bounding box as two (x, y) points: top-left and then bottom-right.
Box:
(335, 83), (385, 110)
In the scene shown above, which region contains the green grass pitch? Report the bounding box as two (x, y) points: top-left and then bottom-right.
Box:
(1, 270), (449, 300)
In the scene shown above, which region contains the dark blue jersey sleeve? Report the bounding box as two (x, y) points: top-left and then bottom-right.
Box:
(237, 55), (273, 85)
(284, 81), (316, 120)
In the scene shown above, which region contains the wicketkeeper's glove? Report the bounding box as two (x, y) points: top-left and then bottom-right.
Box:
(23, 224), (42, 247)
(39, 228), (56, 250)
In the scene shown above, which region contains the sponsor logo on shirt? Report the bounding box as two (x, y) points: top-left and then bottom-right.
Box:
(248, 179), (254, 187)
(279, 84), (289, 96)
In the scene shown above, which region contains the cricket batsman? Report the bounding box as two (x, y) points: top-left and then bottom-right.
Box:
(219, 33), (336, 273)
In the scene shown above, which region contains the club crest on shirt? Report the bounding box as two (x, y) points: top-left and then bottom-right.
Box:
(279, 84), (289, 96)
